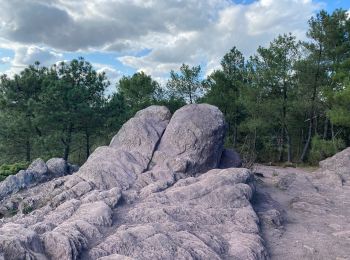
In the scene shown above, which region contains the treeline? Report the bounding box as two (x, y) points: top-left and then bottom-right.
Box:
(0, 9), (349, 165)
(0, 59), (185, 165)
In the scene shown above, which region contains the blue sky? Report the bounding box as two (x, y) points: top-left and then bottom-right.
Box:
(0, 0), (349, 85)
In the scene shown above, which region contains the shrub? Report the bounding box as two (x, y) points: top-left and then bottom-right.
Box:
(309, 135), (345, 165)
(0, 162), (29, 181)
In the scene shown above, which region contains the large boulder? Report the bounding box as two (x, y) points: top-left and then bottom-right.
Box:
(110, 105), (171, 161)
(74, 106), (172, 191)
(27, 158), (48, 176)
(312, 147), (350, 188)
(151, 104), (226, 175)
(46, 158), (67, 178)
(318, 147), (350, 183)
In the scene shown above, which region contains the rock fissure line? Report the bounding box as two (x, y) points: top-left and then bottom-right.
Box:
(145, 126), (168, 172)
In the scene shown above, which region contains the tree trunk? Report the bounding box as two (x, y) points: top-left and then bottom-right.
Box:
(299, 44), (322, 162)
(300, 118), (312, 162)
(314, 115), (318, 135)
(63, 123), (73, 161)
(284, 125), (292, 162)
(278, 127), (284, 162)
(330, 121), (337, 150)
(25, 112), (32, 162)
(323, 117), (329, 139)
(188, 84), (193, 104)
(280, 77), (288, 162)
(25, 139), (31, 162)
(297, 128), (304, 159)
(85, 127), (90, 159)
(233, 118), (237, 147)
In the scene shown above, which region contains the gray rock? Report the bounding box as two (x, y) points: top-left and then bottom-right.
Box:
(259, 209), (283, 228)
(75, 147), (145, 190)
(27, 158), (48, 176)
(110, 105), (171, 161)
(151, 104), (226, 175)
(87, 168), (266, 260)
(0, 223), (44, 259)
(0, 158), (73, 204)
(276, 173), (296, 190)
(254, 164), (350, 259)
(70, 106), (172, 194)
(46, 158), (67, 177)
(43, 201), (112, 259)
(219, 148), (242, 168)
(0, 171), (35, 201)
(315, 147), (350, 186)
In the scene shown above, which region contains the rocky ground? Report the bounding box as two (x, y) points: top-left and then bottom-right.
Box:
(1, 103), (350, 260)
(253, 153), (350, 259)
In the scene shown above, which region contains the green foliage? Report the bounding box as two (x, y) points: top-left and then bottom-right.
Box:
(167, 64), (204, 104)
(155, 95), (186, 114)
(0, 162), (29, 181)
(21, 203), (34, 215)
(309, 135), (345, 165)
(0, 64), (47, 163)
(201, 47), (247, 147)
(39, 57), (109, 161)
(328, 82), (350, 127)
(117, 71), (160, 115)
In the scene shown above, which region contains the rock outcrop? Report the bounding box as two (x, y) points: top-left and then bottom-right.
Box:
(0, 104), (266, 260)
(315, 147), (350, 187)
(0, 158), (78, 202)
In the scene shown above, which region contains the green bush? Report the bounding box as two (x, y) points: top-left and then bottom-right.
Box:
(309, 135), (345, 165)
(0, 162), (29, 181)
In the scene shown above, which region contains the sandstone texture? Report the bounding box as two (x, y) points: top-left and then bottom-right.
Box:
(0, 104), (264, 260)
(0, 158), (78, 203)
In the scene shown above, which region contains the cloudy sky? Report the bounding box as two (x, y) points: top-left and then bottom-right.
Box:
(0, 0), (349, 85)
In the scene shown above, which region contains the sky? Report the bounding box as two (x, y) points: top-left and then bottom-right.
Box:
(0, 0), (349, 86)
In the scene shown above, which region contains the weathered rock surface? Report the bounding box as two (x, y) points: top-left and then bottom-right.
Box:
(110, 105), (171, 161)
(0, 158), (77, 203)
(0, 104), (266, 260)
(150, 104), (226, 175)
(253, 157), (350, 259)
(46, 158), (67, 178)
(315, 147), (350, 187)
(87, 168), (266, 260)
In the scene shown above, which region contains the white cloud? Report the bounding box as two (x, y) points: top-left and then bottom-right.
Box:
(119, 0), (321, 79)
(0, 0), (225, 52)
(0, 0), (322, 81)
(12, 46), (63, 67)
(94, 63), (122, 85)
(0, 56), (11, 64)
(1, 45), (63, 76)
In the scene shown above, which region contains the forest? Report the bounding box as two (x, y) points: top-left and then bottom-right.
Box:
(0, 9), (349, 168)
